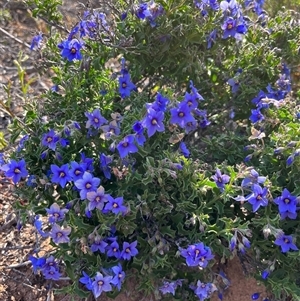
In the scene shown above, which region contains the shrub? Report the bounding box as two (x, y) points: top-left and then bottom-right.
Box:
(2, 0), (300, 300)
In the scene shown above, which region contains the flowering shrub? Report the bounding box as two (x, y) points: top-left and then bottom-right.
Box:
(2, 0), (300, 300)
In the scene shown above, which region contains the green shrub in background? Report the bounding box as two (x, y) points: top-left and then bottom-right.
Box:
(1, 0), (300, 300)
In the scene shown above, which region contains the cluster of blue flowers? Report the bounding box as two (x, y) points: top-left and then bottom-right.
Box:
(79, 264), (125, 298)
(29, 255), (61, 280)
(195, 0), (266, 48)
(134, 1), (165, 27)
(249, 64), (291, 124)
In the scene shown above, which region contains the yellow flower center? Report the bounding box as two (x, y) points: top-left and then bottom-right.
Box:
(47, 137), (53, 143)
(71, 47), (76, 54)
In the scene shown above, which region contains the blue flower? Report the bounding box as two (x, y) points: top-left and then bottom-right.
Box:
(179, 142), (190, 158)
(117, 135), (138, 158)
(29, 255), (46, 273)
(105, 196), (127, 215)
(244, 184), (268, 212)
(207, 29), (217, 49)
(142, 108), (165, 137)
(119, 73), (136, 98)
(59, 39), (83, 61)
(111, 264), (125, 291)
(74, 172), (100, 200)
(2, 159), (28, 184)
(46, 203), (68, 223)
(274, 234), (298, 253)
(120, 241), (139, 260)
(249, 109), (264, 123)
(50, 164), (71, 188)
(79, 271), (93, 291)
(274, 188), (297, 219)
(99, 153), (112, 179)
(212, 168), (230, 191)
(69, 161), (86, 181)
(41, 129), (60, 151)
(170, 103), (195, 128)
(85, 109), (108, 129)
(222, 18), (237, 39)
(92, 273), (113, 298)
(30, 33), (43, 51)
(90, 235), (108, 253)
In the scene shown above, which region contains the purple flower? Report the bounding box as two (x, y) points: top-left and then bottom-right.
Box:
(74, 172), (100, 200)
(46, 203), (68, 223)
(30, 33), (43, 51)
(87, 186), (109, 211)
(79, 271), (93, 290)
(135, 132), (146, 146)
(50, 224), (71, 244)
(249, 109), (264, 123)
(180, 243), (214, 268)
(222, 18), (237, 39)
(119, 73), (136, 98)
(85, 109), (108, 129)
(42, 266), (61, 280)
(179, 142), (190, 158)
(92, 272), (113, 298)
(2, 159), (28, 184)
(191, 280), (216, 300)
(274, 188), (297, 219)
(170, 103), (195, 128)
(29, 255), (46, 273)
(207, 29), (217, 49)
(111, 264), (125, 291)
(241, 169), (266, 187)
(105, 196), (127, 215)
(106, 241), (121, 258)
(274, 234), (298, 253)
(79, 153), (94, 173)
(159, 281), (176, 295)
(34, 215), (49, 238)
(90, 235), (108, 253)
(120, 241), (139, 260)
(227, 77), (240, 93)
(101, 121), (121, 139)
(229, 235), (237, 251)
(244, 184), (268, 212)
(136, 3), (151, 19)
(70, 161), (86, 181)
(117, 135), (138, 158)
(142, 108), (165, 137)
(100, 153), (112, 179)
(59, 38), (83, 61)
(212, 168), (230, 192)
(50, 164), (72, 188)
(261, 270), (270, 280)
(148, 93), (169, 112)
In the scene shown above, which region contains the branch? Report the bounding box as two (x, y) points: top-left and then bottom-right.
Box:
(0, 27), (31, 48)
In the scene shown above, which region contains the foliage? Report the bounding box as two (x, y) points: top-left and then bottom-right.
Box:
(2, 0), (300, 300)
